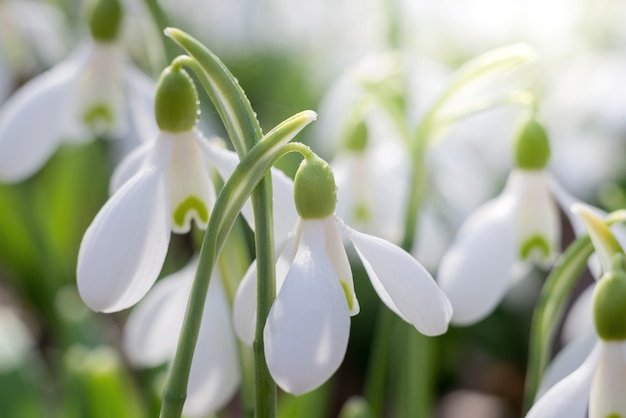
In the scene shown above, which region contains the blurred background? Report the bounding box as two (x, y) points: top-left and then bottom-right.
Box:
(1, 0), (625, 416)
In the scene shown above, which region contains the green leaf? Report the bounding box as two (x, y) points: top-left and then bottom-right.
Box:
(165, 28), (262, 157)
(419, 43), (536, 146)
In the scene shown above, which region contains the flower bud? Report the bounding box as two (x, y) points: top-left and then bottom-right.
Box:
(514, 115), (551, 170)
(88, 0), (122, 42)
(594, 254), (626, 341)
(154, 66), (199, 133)
(294, 155), (337, 219)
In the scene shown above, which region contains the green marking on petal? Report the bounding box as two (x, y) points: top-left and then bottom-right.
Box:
(520, 235), (551, 261)
(354, 201), (371, 223)
(606, 413), (622, 418)
(83, 103), (114, 131)
(340, 280), (355, 312)
(173, 196), (209, 228)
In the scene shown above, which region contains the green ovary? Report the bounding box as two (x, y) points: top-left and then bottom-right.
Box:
(606, 414), (622, 418)
(520, 235), (550, 261)
(340, 280), (355, 312)
(173, 196), (209, 228)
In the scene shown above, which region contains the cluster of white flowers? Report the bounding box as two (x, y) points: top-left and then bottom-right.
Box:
(1, 0), (625, 417)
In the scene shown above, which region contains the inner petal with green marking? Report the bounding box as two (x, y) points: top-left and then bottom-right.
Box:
(519, 234), (551, 262)
(173, 195), (209, 230)
(83, 103), (114, 133)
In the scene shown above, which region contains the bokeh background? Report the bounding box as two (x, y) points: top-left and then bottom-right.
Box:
(1, 0), (625, 416)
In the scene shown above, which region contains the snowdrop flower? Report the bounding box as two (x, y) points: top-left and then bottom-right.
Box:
(234, 153), (452, 394)
(0, 0), (155, 182)
(77, 65), (225, 313)
(438, 114), (577, 325)
(123, 257), (239, 417)
(527, 206), (626, 418)
(77, 64), (297, 313)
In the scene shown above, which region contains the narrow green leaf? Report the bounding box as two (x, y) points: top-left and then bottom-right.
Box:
(419, 43), (536, 146)
(165, 27), (262, 156)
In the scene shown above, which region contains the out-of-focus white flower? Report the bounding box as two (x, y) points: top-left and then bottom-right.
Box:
(233, 155), (452, 395)
(438, 168), (563, 325)
(0, 0), (155, 182)
(436, 115), (595, 325)
(526, 206), (626, 418)
(123, 258), (240, 418)
(0, 0), (69, 102)
(0, 306), (33, 374)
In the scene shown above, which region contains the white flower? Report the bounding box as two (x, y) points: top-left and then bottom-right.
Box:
(77, 128), (222, 313)
(123, 258), (240, 418)
(0, 39), (155, 182)
(77, 126), (297, 313)
(438, 168), (565, 325)
(527, 342), (626, 418)
(233, 215), (452, 395)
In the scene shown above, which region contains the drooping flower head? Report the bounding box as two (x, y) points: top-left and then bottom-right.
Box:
(527, 206), (626, 418)
(0, 0), (156, 182)
(77, 62), (297, 313)
(234, 152), (452, 395)
(78, 64), (220, 312)
(438, 113), (566, 325)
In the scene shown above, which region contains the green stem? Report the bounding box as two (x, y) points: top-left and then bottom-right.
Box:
(363, 307), (394, 416)
(216, 218), (255, 417)
(159, 111), (315, 418)
(251, 178), (277, 418)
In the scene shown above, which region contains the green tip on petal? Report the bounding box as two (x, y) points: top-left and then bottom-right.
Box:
(514, 115), (551, 170)
(594, 254), (626, 341)
(344, 119), (368, 152)
(293, 155), (337, 219)
(88, 0), (122, 42)
(572, 204), (624, 274)
(154, 66), (199, 133)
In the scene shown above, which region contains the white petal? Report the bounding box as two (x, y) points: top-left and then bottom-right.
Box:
(123, 63), (157, 142)
(526, 345), (599, 418)
(508, 170), (560, 265)
(77, 138), (172, 312)
(270, 167), (299, 245)
(589, 341), (626, 418)
(562, 283), (596, 345)
(438, 196), (517, 325)
(169, 131), (215, 233)
(123, 261), (194, 367)
(264, 220), (350, 395)
(184, 273), (241, 417)
(109, 141), (153, 194)
(72, 43), (125, 139)
(233, 260), (258, 346)
(341, 220), (452, 336)
(0, 48), (83, 182)
(233, 230), (298, 346)
(537, 332), (597, 397)
(197, 136), (298, 244)
(324, 218), (359, 316)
